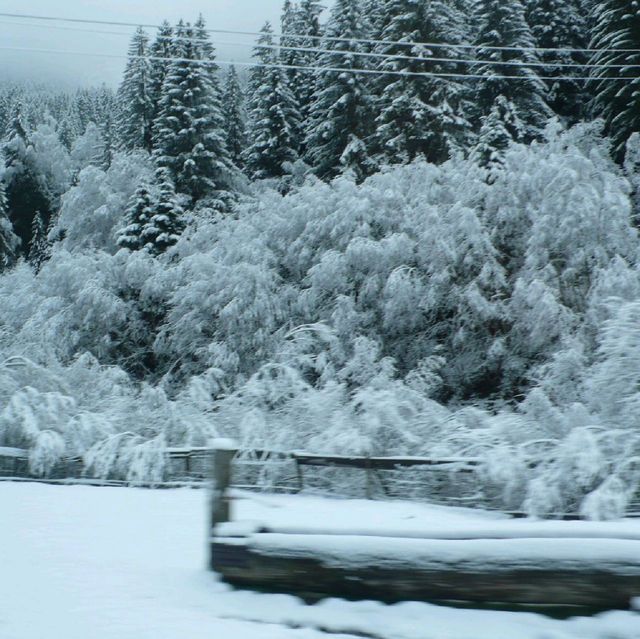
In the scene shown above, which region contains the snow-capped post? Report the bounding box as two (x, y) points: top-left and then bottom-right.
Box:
(209, 439), (238, 532)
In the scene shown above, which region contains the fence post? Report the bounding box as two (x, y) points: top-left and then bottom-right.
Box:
(293, 454), (304, 493)
(209, 439), (238, 532)
(365, 456), (373, 500)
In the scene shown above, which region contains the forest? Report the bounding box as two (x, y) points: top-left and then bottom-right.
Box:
(1, 0), (640, 519)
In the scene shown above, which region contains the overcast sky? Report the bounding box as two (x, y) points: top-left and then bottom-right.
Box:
(0, 1), (329, 88)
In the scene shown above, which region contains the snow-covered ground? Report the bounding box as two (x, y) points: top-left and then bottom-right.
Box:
(1, 483), (639, 639)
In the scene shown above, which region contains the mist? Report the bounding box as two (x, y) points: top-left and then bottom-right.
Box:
(0, 0), (312, 87)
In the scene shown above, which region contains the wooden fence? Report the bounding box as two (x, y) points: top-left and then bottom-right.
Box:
(0, 445), (480, 494)
(2, 444), (638, 517)
(208, 442), (640, 609)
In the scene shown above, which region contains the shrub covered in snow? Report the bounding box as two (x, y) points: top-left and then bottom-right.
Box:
(1, 124), (640, 517)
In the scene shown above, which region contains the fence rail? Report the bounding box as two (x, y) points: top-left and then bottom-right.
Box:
(2, 445), (639, 518)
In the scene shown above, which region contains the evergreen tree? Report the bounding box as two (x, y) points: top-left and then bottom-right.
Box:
(117, 184), (155, 251)
(289, 0), (324, 134)
(100, 109), (116, 170)
(2, 105), (53, 253)
(373, 0), (472, 165)
(305, 0), (376, 181)
(148, 21), (174, 126)
(525, 0), (588, 123)
(153, 20), (236, 208)
(57, 105), (83, 150)
(117, 27), (154, 152)
(0, 180), (20, 270)
(472, 0), (552, 154)
(222, 65), (247, 170)
(471, 95), (526, 168)
(281, 0), (301, 60)
(246, 23), (303, 180)
(141, 168), (185, 255)
(362, 0), (388, 37)
(590, 0), (640, 161)
(28, 210), (49, 272)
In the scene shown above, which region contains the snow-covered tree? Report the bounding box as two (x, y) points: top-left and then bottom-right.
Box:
(116, 27), (153, 152)
(141, 167), (185, 255)
(148, 21), (174, 126)
(53, 151), (154, 253)
(0, 180), (20, 269)
(70, 122), (105, 173)
(373, 0), (472, 165)
(590, 0), (640, 161)
(305, 0), (376, 181)
(2, 107), (54, 253)
(245, 22), (303, 180)
(471, 95), (526, 168)
(153, 20), (236, 207)
(472, 0), (552, 156)
(117, 184), (155, 252)
(289, 0), (324, 130)
(525, 0), (588, 123)
(28, 211), (49, 272)
(221, 65), (247, 171)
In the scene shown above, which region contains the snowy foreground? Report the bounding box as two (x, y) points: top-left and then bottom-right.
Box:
(1, 484), (639, 639)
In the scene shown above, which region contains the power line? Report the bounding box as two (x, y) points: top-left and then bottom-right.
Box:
(1, 18), (639, 72)
(1, 11), (640, 56)
(1, 45), (637, 83)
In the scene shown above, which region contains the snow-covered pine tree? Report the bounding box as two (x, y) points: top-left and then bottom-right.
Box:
(28, 210), (49, 272)
(373, 0), (472, 165)
(57, 104), (83, 150)
(525, 0), (588, 124)
(362, 0), (388, 37)
(245, 22), (303, 180)
(291, 0), (324, 135)
(141, 167), (185, 255)
(2, 105), (53, 253)
(116, 27), (154, 152)
(280, 1), (306, 111)
(100, 108), (116, 170)
(590, 0), (640, 161)
(222, 65), (247, 171)
(0, 180), (20, 270)
(94, 87), (118, 167)
(305, 0), (376, 181)
(471, 95), (526, 170)
(153, 20), (236, 208)
(471, 0), (552, 162)
(281, 0), (301, 62)
(148, 21), (174, 127)
(117, 184), (155, 251)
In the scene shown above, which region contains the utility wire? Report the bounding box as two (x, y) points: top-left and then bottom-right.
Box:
(0, 45), (636, 83)
(1, 18), (637, 71)
(0, 11), (639, 56)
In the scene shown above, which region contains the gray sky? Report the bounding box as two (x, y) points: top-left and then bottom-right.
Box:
(0, 1), (327, 88)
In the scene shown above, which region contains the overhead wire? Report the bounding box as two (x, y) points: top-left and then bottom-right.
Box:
(0, 18), (637, 71)
(0, 10), (639, 55)
(0, 45), (634, 83)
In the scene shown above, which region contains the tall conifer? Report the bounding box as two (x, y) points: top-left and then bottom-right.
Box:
(590, 0), (640, 161)
(117, 27), (154, 152)
(525, 0), (588, 123)
(153, 20), (236, 208)
(222, 65), (248, 170)
(373, 0), (472, 165)
(471, 0), (552, 162)
(246, 23), (303, 179)
(305, 0), (376, 181)
(0, 180), (20, 270)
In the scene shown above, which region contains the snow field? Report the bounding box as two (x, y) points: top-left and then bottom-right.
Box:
(1, 483), (640, 639)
